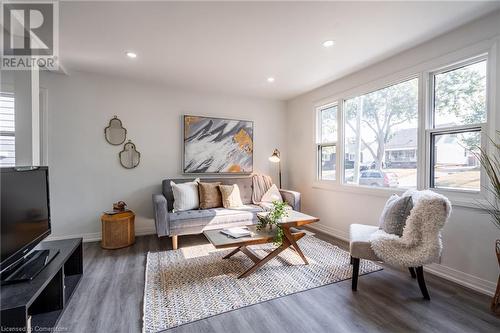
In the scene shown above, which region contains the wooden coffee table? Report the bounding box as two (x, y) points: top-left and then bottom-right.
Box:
(203, 211), (319, 278)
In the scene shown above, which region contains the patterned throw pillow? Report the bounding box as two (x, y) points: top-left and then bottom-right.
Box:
(218, 184), (244, 208)
(198, 182), (222, 209)
(260, 184), (283, 203)
(170, 178), (200, 212)
(379, 194), (413, 236)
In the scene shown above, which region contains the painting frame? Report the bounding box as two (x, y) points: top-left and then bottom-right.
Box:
(182, 115), (254, 174)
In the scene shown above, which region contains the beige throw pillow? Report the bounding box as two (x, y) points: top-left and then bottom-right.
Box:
(219, 184), (244, 208)
(198, 182), (222, 209)
(260, 184), (283, 203)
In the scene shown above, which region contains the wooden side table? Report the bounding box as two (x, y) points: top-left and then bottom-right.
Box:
(101, 210), (135, 249)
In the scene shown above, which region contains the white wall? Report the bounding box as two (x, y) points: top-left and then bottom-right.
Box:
(285, 11), (500, 295)
(41, 71), (286, 240)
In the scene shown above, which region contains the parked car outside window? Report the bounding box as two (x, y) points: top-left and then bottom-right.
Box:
(359, 170), (399, 187)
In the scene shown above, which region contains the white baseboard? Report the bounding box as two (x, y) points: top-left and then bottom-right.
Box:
(308, 223), (350, 242)
(46, 226), (157, 243)
(309, 222), (496, 296)
(425, 263), (496, 296)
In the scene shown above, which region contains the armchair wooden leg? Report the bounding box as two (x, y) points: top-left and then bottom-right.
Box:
(352, 257), (360, 291)
(171, 235), (178, 250)
(416, 266), (430, 300)
(350, 256), (354, 265)
(408, 267), (416, 279)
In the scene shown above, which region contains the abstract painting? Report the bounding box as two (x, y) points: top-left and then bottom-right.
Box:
(183, 115), (253, 173)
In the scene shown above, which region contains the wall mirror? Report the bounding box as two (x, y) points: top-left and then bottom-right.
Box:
(119, 140), (140, 169)
(105, 116), (127, 145)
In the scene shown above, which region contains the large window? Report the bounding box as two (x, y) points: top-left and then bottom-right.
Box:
(343, 78), (419, 188)
(0, 92), (15, 167)
(315, 51), (491, 200)
(429, 59), (487, 191)
(317, 104), (337, 180)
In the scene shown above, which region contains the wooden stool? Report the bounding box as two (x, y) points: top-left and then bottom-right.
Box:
(101, 211), (135, 249)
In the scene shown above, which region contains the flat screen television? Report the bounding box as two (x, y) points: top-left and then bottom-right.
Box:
(1, 166), (56, 282)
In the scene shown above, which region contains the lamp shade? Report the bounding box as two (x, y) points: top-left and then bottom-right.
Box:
(269, 149), (280, 163)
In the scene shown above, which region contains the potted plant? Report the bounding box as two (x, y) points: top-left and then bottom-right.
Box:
(256, 201), (289, 245)
(476, 131), (500, 313)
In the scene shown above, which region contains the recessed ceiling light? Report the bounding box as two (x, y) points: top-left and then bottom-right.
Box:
(267, 77), (275, 83)
(322, 40), (335, 48)
(126, 51), (137, 58)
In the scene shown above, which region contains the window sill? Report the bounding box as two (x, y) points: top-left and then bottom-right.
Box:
(312, 181), (488, 209)
(312, 181), (406, 198)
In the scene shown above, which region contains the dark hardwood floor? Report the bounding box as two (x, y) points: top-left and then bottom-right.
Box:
(56, 231), (500, 333)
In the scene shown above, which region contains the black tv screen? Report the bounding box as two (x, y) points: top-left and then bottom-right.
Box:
(1, 167), (51, 269)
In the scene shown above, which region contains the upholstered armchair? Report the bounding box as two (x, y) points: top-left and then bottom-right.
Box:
(349, 190), (451, 300)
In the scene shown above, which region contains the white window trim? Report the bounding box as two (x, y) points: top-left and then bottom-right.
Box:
(316, 102), (339, 182)
(312, 37), (498, 208)
(0, 90), (16, 167)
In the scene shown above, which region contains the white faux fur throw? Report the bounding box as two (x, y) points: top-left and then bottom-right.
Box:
(370, 189), (452, 267)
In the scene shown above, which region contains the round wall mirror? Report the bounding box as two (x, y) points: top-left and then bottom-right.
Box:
(119, 140), (140, 169)
(105, 116), (127, 145)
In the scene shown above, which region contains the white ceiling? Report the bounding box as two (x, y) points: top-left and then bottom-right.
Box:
(59, 1), (500, 100)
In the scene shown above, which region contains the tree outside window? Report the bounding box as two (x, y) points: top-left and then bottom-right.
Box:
(343, 78), (418, 188)
(430, 59), (487, 191)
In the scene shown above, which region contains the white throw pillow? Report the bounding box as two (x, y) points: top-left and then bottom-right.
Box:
(171, 178), (200, 212)
(260, 184), (283, 203)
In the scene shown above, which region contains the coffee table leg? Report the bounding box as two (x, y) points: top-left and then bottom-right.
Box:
(223, 246), (241, 259)
(283, 228), (308, 265)
(238, 241), (291, 279)
(239, 246), (261, 263)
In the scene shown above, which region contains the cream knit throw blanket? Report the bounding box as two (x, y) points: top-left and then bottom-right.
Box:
(370, 189), (452, 267)
(252, 174), (273, 204)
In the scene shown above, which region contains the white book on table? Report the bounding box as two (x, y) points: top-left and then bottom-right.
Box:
(220, 227), (251, 238)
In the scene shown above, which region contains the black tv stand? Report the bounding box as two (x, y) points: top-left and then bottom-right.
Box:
(1, 238), (82, 332)
(1, 248), (60, 285)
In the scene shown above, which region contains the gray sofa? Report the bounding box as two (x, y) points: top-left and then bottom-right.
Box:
(152, 176), (301, 249)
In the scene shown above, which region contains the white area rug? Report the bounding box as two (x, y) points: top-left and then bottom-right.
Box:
(143, 235), (381, 332)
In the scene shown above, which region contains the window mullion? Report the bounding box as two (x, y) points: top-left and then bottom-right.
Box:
(417, 72), (427, 190)
(337, 100), (344, 185)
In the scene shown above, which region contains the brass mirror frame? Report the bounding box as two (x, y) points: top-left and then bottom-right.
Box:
(104, 116), (127, 145)
(119, 140), (141, 169)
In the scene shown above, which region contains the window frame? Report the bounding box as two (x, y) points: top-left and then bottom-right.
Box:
(428, 127), (482, 192)
(316, 102), (339, 181)
(0, 92), (16, 167)
(312, 39), (497, 207)
(340, 76), (420, 189)
(425, 55), (489, 195)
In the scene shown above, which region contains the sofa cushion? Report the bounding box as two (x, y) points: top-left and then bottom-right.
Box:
(170, 178), (200, 212)
(349, 223), (380, 261)
(169, 204), (263, 222)
(219, 184), (244, 208)
(169, 204), (264, 232)
(198, 182), (222, 209)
